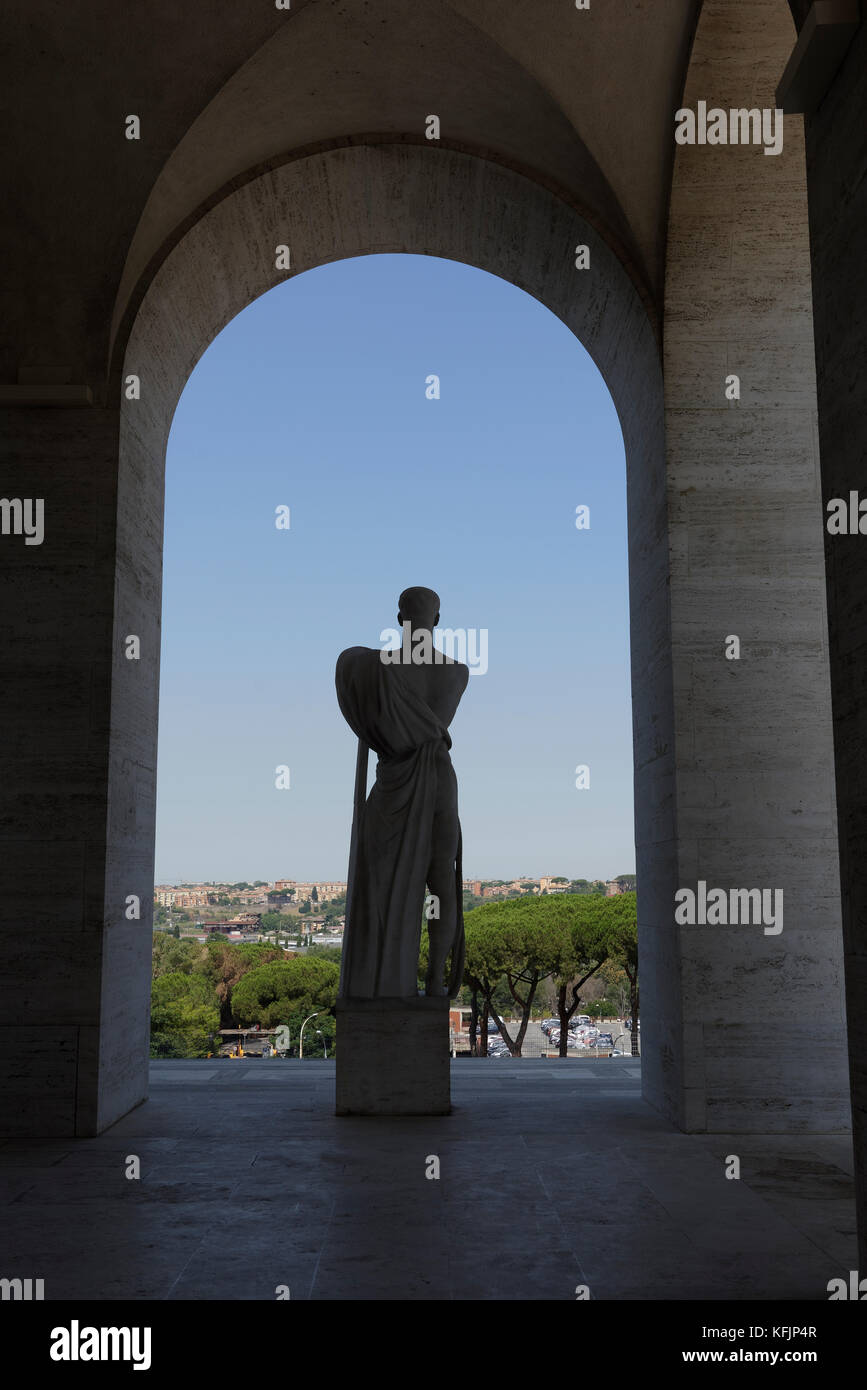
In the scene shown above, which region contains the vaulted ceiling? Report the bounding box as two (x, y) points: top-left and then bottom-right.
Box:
(4, 0), (803, 388)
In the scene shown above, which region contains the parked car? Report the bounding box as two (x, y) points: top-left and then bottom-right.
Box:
(625, 1019), (640, 1031)
(597, 1033), (614, 1046)
(576, 1015), (591, 1026)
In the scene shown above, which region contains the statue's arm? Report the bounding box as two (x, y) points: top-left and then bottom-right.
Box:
(450, 662), (470, 721)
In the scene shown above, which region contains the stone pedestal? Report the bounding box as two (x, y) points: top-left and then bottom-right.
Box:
(335, 996), (451, 1115)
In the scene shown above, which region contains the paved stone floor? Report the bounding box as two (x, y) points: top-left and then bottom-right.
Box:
(0, 1059), (856, 1300)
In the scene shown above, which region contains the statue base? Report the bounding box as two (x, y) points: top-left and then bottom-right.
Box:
(335, 995), (451, 1115)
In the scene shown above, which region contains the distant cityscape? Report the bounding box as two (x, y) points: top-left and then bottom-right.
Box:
(154, 874), (637, 944)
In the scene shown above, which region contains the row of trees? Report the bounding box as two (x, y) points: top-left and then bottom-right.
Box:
(151, 936), (338, 1057)
(151, 893), (638, 1060)
(457, 892), (638, 1057)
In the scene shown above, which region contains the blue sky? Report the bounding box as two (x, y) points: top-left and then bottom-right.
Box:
(156, 253), (634, 883)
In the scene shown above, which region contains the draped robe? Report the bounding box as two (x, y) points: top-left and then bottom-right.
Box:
(335, 646), (465, 999)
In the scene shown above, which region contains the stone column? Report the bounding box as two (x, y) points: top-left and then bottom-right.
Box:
(646, 0), (850, 1132)
(799, 9), (867, 1268)
(0, 403), (151, 1136)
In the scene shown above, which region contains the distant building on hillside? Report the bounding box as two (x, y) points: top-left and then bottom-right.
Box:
(230, 889), (268, 906)
(196, 914), (262, 935)
(155, 886), (210, 908)
(540, 877), (569, 894)
(605, 876), (636, 896)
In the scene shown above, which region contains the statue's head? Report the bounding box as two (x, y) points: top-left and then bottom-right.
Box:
(398, 586), (440, 631)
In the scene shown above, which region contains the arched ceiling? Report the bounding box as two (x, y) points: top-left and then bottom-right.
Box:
(111, 0), (703, 360)
(4, 0), (802, 390)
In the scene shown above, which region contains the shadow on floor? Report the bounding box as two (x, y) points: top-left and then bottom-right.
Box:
(0, 1059), (856, 1300)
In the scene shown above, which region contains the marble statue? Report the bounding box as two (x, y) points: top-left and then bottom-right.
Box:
(335, 587), (469, 999)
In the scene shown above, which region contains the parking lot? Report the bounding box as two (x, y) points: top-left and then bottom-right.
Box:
(476, 1017), (639, 1058)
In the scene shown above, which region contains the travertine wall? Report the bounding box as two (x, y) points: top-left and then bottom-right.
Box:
(652, 0), (849, 1131)
(0, 404), (135, 1133)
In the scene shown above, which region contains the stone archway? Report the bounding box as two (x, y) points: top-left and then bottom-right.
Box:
(109, 142), (671, 1132)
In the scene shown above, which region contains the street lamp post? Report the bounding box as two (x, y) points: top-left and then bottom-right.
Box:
(316, 1028), (328, 1060)
(299, 1011), (320, 1059)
